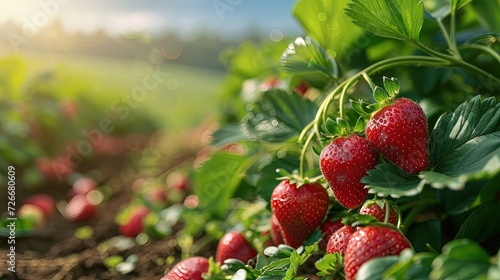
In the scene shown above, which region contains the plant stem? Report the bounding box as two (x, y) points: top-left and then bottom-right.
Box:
(413, 41), (500, 85)
(323, 56), (448, 123)
(338, 79), (359, 119)
(299, 132), (316, 178)
(449, 10), (462, 60)
(436, 19), (455, 56)
(401, 204), (428, 234)
(298, 120), (315, 144)
(460, 44), (500, 63)
(303, 56), (448, 163)
(361, 72), (375, 90)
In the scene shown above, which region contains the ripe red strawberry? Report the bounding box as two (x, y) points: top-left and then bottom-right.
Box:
(162, 256), (209, 280)
(359, 200), (398, 225)
(271, 180), (329, 248)
(270, 214), (284, 245)
(319, 219), (343, 250)
(65, 194), (98, 222)
(215, 231), (258, 264)
(119, 206), (150, 237)
(293, 80), (310, 96)
(366, 98), (428, 174)
(344, 226), (411, 280)
(23, 194), (55, 218)
(326, 225), (356, 255)
(320, 135), (378, 209)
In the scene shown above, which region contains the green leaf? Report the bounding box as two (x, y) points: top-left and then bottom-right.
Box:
(373, 86), (390, 103)
(418, 171), (467, 191)
(345, 0), (424, 41)
(430, 239), (490, 280)
(474, 173), (500, 206)
(194, 152), (249, 218)
(353, 116), (365, 132)
(384, 251), (437, 280)
(280, 37), (338, 88)
(0, 55), (27, 97)
(285, 250), (300, 279)
(350, 99), (371, 116)
(382, 76), (400, 97)
(424, 0), (453, 21)
(336, 118), (351, 133)
(103, 255), (124, 269)
(315, 254), (345, 278)
(470, 0), (500, 32)
(437, 181), (484, 215)
(325, 118), (342, 135)
(406, 219), (442, 253)
(451, 0), (475, 11)
(356, 255), (400, 280)
(256, 155), (299, 205)
(455, 202), (500, 243)
(293, 0), (364, 56)
(362, 163), (424, 198)
(240, 89), (318, 142)
(211, 124), (248, 148)
(430, 96), (500, 178)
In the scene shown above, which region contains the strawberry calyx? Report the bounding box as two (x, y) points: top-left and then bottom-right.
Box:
(202, 257), (226, 279)
(350, 76), (401, 116)
(275, 168), (325, 188)
(321, 117), (365, 140)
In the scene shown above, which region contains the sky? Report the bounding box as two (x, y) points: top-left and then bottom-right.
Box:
(0, 0), (304, 40)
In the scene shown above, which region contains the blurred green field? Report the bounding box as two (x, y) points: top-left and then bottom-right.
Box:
(11, 52), (225, 131)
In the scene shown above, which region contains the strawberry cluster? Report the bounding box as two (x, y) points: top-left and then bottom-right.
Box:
(161, 78), (428, 280)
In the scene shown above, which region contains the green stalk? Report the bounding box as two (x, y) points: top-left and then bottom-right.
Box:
(299, 132), (316, 178)
(298, 120), (315, 144)
(301, 56), (448, 166)
(436, 19), (455, 56)
(460, 44), (500, 62)
(413, 41), (500, 85)
(449, 10), (462, 60)
(362, 72), (376, 90)
(325, 56), (448, 123)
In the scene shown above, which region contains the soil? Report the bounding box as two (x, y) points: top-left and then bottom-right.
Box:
(0, 147), (216, 280)
(0, 181), (201, 280)
(0, 128), (322, 280)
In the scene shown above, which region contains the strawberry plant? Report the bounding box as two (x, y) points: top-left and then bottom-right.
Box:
(162, 0), (500, 279)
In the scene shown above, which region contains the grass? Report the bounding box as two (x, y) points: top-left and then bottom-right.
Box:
(8, 52), (226, 131)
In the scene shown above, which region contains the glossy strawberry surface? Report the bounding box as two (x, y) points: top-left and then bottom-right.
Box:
(320, 135), (378, 209)
(366, 98), (428, 174)
(270, 214), (284, 245)
(344, 226), (411, 280)
(271, 180), (329, 248)
(326, 225), (356, 255)
(319, 219), (343, 250)
(215, 231), (257, 264)
(162, 257), (209, 280)
(23, 194), (55, 218)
